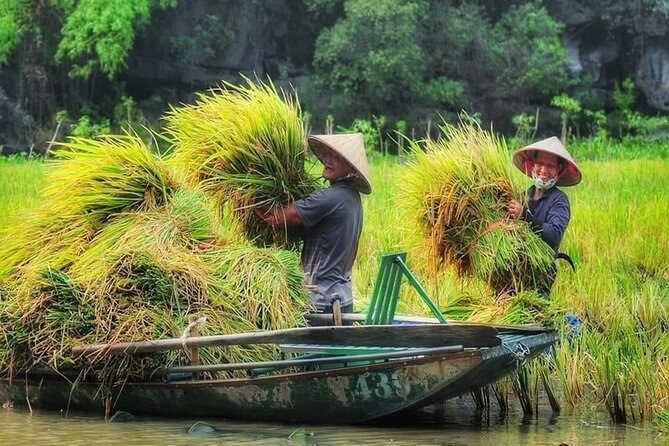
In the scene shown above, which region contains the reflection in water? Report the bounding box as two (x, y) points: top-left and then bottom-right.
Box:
(0, 399), (663, 446)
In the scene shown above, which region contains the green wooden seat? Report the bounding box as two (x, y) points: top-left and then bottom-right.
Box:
(364, 252), (406, 325)
(274, 252), (448, 367)
(365, 252), (447, 325)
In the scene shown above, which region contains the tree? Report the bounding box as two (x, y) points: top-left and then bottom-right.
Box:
(312, 0), (427, 115)
(55, 0), (177, 79)
(490, 2), (570, 99)
(419, 2), (495, 108)
(0, 0), (29, 64)
(551, 93), (581, 144)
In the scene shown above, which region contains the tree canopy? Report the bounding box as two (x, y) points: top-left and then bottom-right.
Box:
(0, 0), (175, 79)
(311, 0), (570, 120)
(313, 0), (427, 114)
(0, 0), (29, 65)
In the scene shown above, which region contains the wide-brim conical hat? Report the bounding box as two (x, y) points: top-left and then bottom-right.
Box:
(307, 133), (372, 194)
(512, 136), (581, 186)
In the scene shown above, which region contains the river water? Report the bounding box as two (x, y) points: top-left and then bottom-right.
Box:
(1, 400), (664, 446)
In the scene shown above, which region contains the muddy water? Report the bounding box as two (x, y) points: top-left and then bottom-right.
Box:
(0, 401), (663, 446)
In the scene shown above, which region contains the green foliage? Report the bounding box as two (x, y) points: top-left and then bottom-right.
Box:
(421, 77), (466, 107)
(552, 93), (581, 141)
(0, 0), (29, 64)
(55, 0), (177, 79)
(491, 2), (570, 96)
(582, 109), (608, 140)
(551, 93), (582, 114)
(511, 113), (536, 141)
(338, 118), (379, 154)
(420, 2), (491, 105)
(70, 115), (111, 138)
(613, 77), (637, 115)
(395, 119), (407, 135)
(113, 95), (141, 127)
(313, 0), (427, 112)
(624, 112), (669, 138)
(304, 0), (343, 15)
(168, 13), (234, 67)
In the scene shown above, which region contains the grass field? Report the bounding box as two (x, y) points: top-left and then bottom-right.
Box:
(1, 150), (668, 427)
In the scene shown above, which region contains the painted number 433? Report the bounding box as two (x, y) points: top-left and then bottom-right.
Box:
(352, 371), (410, 400)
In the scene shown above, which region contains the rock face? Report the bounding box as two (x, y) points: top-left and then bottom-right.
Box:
(2, 0), (669, 146)
(125, 0), (669, 111)
(125, 0), (300, 91)
(637, 39), (669, 111)
(0, 87), (34, 154)
(551, 0), (669, 111)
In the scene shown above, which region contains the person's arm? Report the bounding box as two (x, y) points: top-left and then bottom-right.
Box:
(255, 204), (303, 228)
(522, 196), (570, 248)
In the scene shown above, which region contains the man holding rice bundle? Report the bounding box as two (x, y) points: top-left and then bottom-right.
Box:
(508, 136), (582, 296)
(256, 133), (372, 313)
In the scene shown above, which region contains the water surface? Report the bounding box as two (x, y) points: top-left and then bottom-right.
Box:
(1, 400), (663, 446)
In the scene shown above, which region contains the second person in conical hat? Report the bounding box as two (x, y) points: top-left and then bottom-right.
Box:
(508, 136), (581, 297)
(256, 133), (371, 313)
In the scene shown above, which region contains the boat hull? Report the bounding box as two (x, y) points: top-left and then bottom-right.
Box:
(404, 330), (559, 409)
(0, 352), (481, 424)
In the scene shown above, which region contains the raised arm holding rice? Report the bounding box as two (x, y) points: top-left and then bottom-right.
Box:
(256, 133), (371, 313)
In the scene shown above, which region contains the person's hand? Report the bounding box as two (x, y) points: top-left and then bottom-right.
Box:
(508, 199), (523, 219)
(253, 205), (269, 220)
(195, 238), (216, 251)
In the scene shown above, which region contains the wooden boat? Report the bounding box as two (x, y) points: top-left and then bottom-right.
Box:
(307, 313), (560, 411)
(0, 323), (558, 424)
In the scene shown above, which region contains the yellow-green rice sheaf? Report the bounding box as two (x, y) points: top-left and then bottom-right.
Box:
(204, 245), (311, 331)
(46, 133), (179, 222)
(400, 121), (555, 294)
(0, 131), (310, 381)
(0, 132), (178, 282)
(164, 77), (319, 247)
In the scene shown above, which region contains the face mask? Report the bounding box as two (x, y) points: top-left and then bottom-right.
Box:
(532, 171), (557, 190)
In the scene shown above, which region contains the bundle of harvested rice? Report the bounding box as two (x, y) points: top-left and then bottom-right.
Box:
(0, 132), (179, 281)
(205, 246), (312, 331)
(45, 133), (178, 222)
(400, 121), (555, 294)
(465, 290), (555, 325)
(164, 77), (319, 247)
(0, 130), (310, 382)
(0, 216), (308, 381)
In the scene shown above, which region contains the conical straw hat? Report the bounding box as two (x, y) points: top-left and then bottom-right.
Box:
(512, 136), (581, 186)
(307, 133), (372, 194)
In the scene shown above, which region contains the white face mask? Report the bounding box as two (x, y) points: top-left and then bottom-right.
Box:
(532, 171), (557, 190)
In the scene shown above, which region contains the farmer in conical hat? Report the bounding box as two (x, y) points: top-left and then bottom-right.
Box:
(256, 133), (371, 313)
(508, 136), (581, 296)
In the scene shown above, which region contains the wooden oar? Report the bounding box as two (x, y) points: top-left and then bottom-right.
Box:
(306, 313), (551, 334)
(71, 324), (500, 358)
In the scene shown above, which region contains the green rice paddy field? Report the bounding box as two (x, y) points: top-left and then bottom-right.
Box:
(1, 152), (668, 428)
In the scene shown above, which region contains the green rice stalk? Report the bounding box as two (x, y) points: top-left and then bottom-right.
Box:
(164, 76), (319, 247)
(658, 407), (669, 433)
(400, 120), (555, 294)
(0, 212), (98, 282)
(45, 132), (178, 223)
